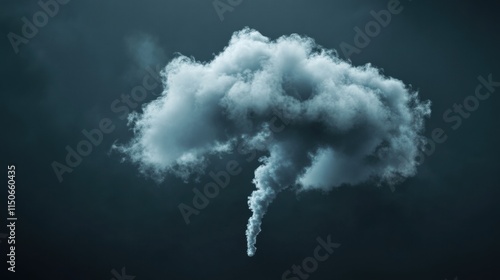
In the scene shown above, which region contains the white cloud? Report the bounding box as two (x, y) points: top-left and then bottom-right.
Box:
(116, 27), (431, 256)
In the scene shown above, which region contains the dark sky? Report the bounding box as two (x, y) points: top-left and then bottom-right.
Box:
(1, 0), (500, 279)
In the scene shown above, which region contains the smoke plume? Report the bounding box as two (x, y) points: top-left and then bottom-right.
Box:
(116, 28), (431, 257)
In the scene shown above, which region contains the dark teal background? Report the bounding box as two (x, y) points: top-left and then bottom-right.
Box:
(1, 0), (499, 279)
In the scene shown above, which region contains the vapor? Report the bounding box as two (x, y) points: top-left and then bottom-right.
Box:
(116, 28), (431, 257)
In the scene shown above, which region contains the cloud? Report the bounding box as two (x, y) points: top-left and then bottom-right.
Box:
(115, 27), (431, 257)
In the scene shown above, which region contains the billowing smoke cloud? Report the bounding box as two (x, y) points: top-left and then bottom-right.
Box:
(116, 28), (431, 257)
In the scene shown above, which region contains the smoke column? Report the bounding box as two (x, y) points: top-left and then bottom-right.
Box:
(115, 28), (431, 257)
